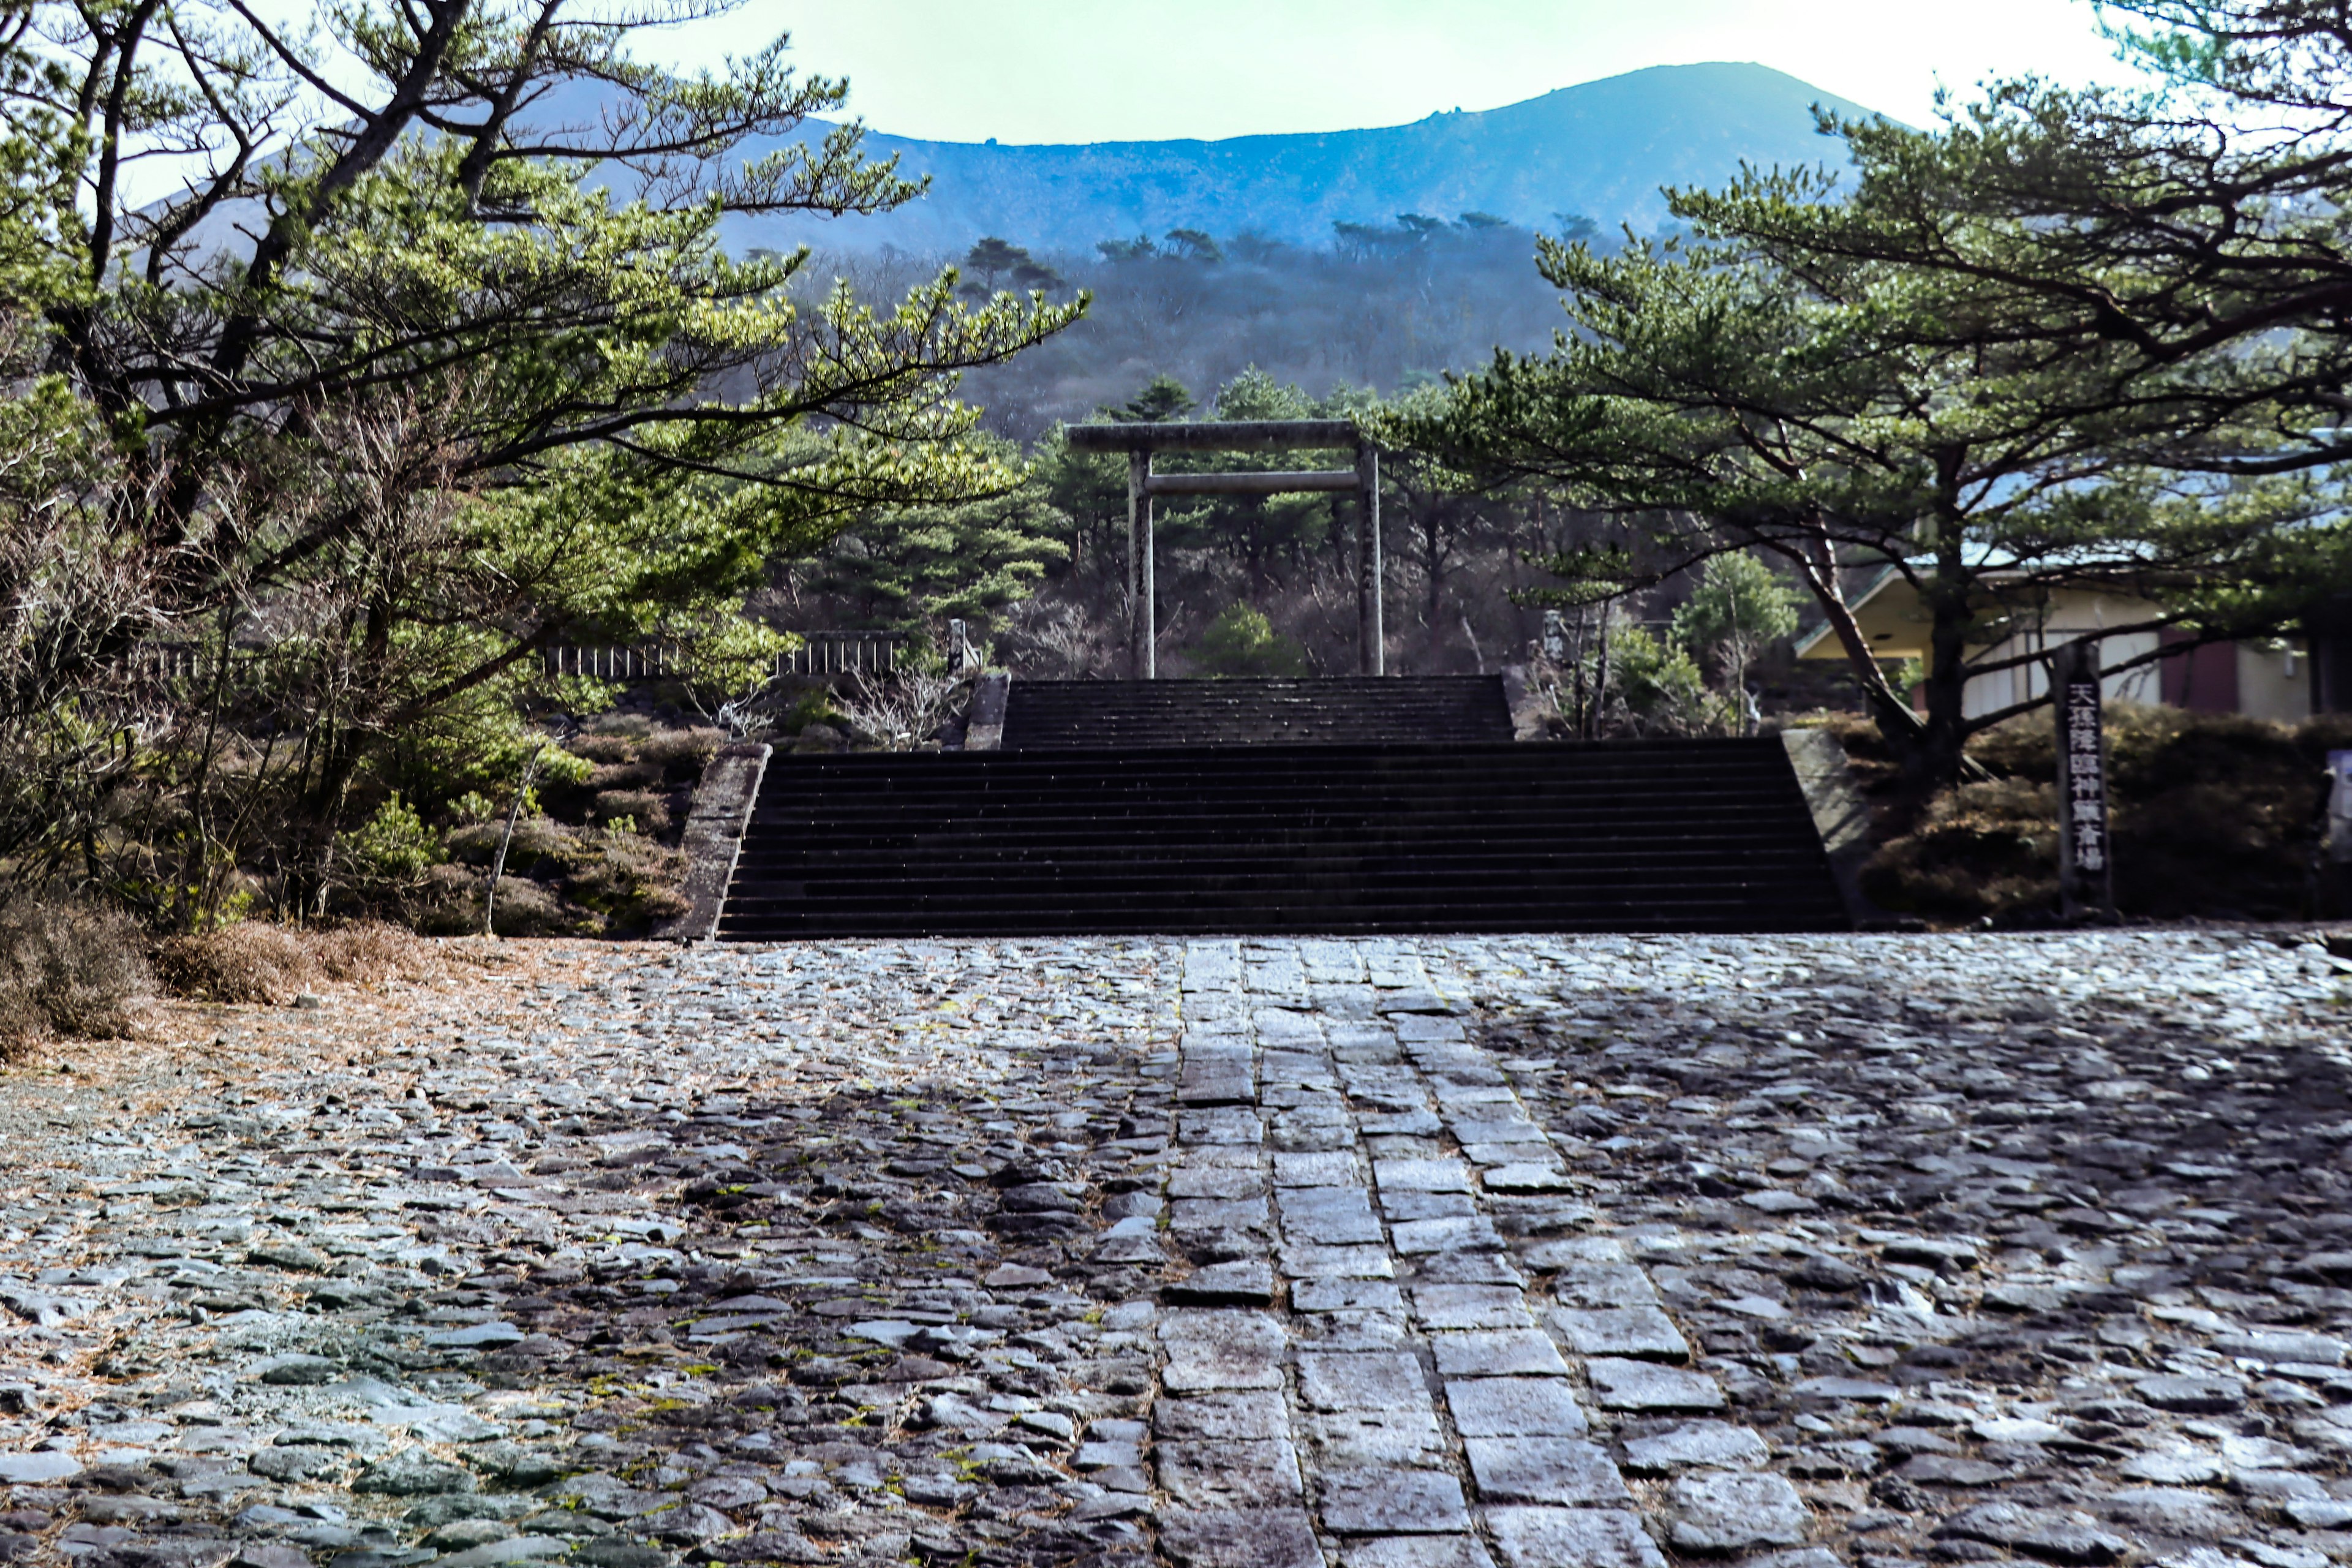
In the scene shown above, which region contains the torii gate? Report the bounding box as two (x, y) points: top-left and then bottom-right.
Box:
(1063, 420), (1384, 677)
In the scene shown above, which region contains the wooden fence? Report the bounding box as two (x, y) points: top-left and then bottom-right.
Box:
(126, 631), (909, 687)
(545, 631), (907, 682)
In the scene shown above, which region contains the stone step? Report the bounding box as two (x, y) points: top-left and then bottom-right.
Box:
(718, 737), (1847, 938)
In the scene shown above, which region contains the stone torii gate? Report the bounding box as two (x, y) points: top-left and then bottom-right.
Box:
(1063, 420), (1383, 677)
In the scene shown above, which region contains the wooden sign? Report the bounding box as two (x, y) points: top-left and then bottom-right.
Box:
(2053, 639), (2114, 919)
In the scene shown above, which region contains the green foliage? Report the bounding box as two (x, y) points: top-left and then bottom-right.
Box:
(1193, 605), (1311, 678)
(960, 238), (1064, 298)
(1155, 370), (1338, 575)
(1386, 94), (2352, 780)
(1609, 626), (1724, 735)
(668, 612), (800, 718)
(336, 795), (443, 907)
(1112, 375), (1199, 424)
(800, 441), (1071, 631)
(1670, 555), (1800, 660)
(1163, 229), (1223, 263)
(1669, 554), (1801, 720)
(0, 0), (1082, 925)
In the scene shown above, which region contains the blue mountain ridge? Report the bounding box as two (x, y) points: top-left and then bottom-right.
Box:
(720, 62), (1884, 258)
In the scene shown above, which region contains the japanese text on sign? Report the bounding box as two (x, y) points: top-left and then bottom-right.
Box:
(2063, 679), (2106, 873)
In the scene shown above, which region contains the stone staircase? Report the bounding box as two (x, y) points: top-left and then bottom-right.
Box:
(715, 718), (1850, 937)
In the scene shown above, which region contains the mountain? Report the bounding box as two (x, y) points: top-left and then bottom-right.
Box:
(725, 62), (1882, 260)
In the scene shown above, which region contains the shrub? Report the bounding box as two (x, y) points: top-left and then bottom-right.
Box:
(568, 732), (639, 766)
(153, 921), (315, 1004)
(562, 830), (689, 932)
(445, 816), (577, 872)
(486, 875), (571, 937)
(637, 727), (724, 778)
(591, 788), (671, 832)
(0, 899), (152, 1054)
(1194, 603), (1310, 677)
(587, 761), (663, 791)
(336, 793), (445, 909)
(1612, 626), (1725, 734)
(311, 922), (439, 984)
(586, 712), (655, 743)
(1856, 703), (2352, 924)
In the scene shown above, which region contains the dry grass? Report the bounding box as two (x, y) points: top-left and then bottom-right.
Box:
(1838, 704), (2352, 924)
(153, 919), (440, 1005)
(0, 899), (153, 1056)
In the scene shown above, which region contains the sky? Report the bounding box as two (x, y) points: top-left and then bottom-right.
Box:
(688, 0), (2147, 145)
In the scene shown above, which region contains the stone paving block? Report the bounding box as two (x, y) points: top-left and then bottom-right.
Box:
(1393, 1215), (1506, 1254)
(1487, 1506), (1668, 1568)
(1273, 1151), (1366, 1186)
(1183, 940), (1245, 990)
(1376, 1158), (1477, 1192)
(1666, 1472), (1811, 1553)
(1157, 1507), (1324, 1568)
(1587, 1357), (1726, 1412)
(1482, 1164), (1575, 1192)
(1320, 1467), (1473, 1534)
(1161, 1311), (1288, 1391)
(1261, 1050), (1336, 1088)
(1301, 1408), (1451, 1465)
(1414, 1250), (1527, 1285)
(2215, 1330), (2347, 1365)
(1444, 1115), (1548, 1143)
(1165, 1261), (1276, 1306)
(1620, 1420), (1770, 1474)
(1465, 1436), (1633, 1505)
(1254, 1009), (1321, 1044)
(1525, 1235), (1630, 1268)
(1156, 1440), (1303, 1507)
(1373, 992), (1449, 1030)
(1178, 1107), (1266, 1145)
(1340, 1538), (1498, 1568)
(1551, 1263), (1664, 1308)
(1154, 1390), (1292, 1441)
(1431, 1328), (1570, 1378)
(1188, 1144), (1272, 1169)
(1445, 1378), (1591, 1438)
(1298, 1316), (1415, 1352)
(1296, 1278), (1407, 1313)
(1170, 1166), (1270, 1199)
(1549, 1305), (1691, 1362)
(1278, 1187), (1387, 1245)
(1171, 1196), (1271, 1232)
(1298, 1350), (1430, 1411)
(1362, 1109), (1446, 1136)
(1382, 1190), (1482, 1221)
(1411, 1284), (1535, 1330)
(1279, 1243), (1397, 1279)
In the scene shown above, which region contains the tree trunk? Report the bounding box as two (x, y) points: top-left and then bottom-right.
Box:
(1762, 519), (1986, 781)
(1915, 494), (1978, 786)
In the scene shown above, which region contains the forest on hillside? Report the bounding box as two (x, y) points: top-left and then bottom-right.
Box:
(795, 216), (1581, 440)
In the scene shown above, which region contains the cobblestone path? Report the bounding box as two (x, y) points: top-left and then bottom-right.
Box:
(2, 933), (2350, 1568)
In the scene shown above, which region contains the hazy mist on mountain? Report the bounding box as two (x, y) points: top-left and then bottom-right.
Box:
(726, 62), (1878, 258)
(744, 62), (1879, 435)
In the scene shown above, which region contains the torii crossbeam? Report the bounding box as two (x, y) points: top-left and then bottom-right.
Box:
(1063, 420), (1383, 677)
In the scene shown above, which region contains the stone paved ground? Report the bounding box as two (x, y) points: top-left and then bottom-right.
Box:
(1, 932), (2350, 1568)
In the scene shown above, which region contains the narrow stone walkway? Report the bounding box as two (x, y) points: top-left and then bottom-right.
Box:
(1152, 939), (1808, 1568)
